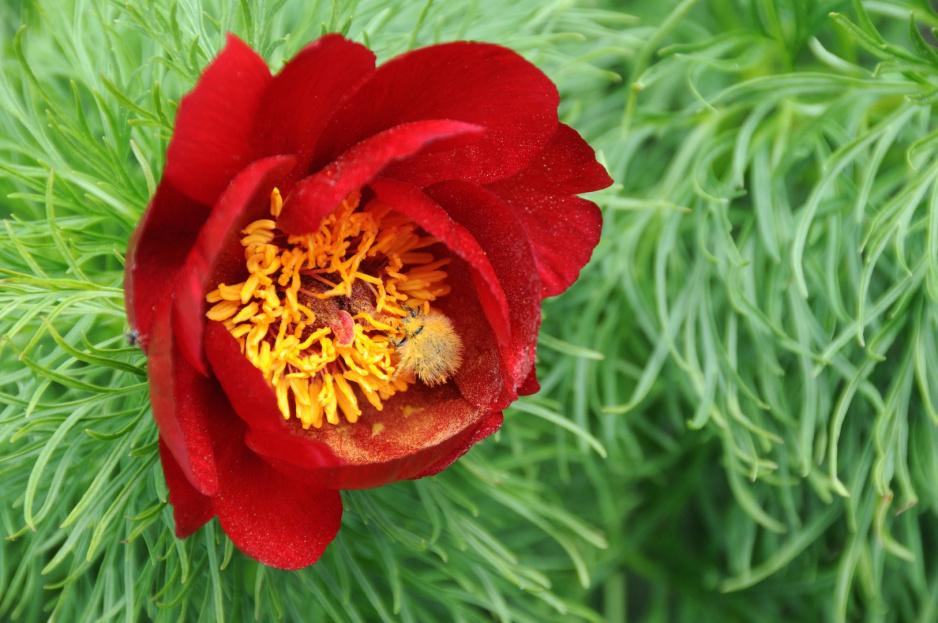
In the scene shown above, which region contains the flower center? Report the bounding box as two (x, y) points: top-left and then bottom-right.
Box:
(205, 188), (457, 429)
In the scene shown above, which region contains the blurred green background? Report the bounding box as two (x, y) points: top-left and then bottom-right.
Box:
(3, 0), (938, 621)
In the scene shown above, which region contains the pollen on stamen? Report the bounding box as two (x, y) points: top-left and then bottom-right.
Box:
(204, 187), (459, 429)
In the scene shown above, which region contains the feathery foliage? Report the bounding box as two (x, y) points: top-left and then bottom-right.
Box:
(563, 0), (938, 620)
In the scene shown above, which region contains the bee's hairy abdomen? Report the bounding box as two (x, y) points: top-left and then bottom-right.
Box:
(395, 310), (463, 385)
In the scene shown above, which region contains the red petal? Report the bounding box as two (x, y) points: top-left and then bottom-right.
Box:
(517, 364), (541, 396)
(493, 123), (613, 195)
(368, 178), (513, 357)
(276, 120), (484, 235)
(495, 192), (602, 298)
(314, 42), (559, 186)
(125, 181), (209, 350)
(251, 35), (375, 174)
(203, 321), (342, 468)
(278, 384), (488, 489)
(148, 296), (220, 496)
(487, 124), (611, 298)
(409, 410), (504, 480)
(173, 156), (295, 375)
(159, 438), (214, 538)
(425, 181), (542, 389)
(164, 34), (272, 206)
(212, 441), (343, 570)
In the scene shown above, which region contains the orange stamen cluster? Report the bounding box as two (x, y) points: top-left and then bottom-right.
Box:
(205, 189), (452, 429)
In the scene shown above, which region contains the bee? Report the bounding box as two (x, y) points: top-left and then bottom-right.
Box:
(392, 308), (463, 386)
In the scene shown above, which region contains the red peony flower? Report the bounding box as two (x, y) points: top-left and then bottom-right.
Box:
(125, 33), (612, 570)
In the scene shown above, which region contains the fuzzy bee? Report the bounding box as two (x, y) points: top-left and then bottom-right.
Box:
(392, 308), (463, 386)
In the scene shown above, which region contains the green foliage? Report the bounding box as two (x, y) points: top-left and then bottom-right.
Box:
(546, 0), (938, 620)
(5, 0), (938, 621)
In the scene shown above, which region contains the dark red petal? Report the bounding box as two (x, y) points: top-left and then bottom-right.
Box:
(212, 442), (343, 570)
(252, 35), (375, 172)
(487, 124), (611, 298)
(277, 120), (484, 235)
(494, 192), (602, 298)
(492, 123), (613, 195)
(314, 42), (559, 186)
(203, 321), (342, 468)
(409, 410), (504, 480)
(368, 178), (513, 357)
(165, 34), (273, 206)
(158, 438), (214, 538)
(517, 364), (541, 396)
(173, 156), (295, 376)
(278, 384), (489, 490)
(425, 181), (542, 389)
(125, 181), (209, 350)
(148, 296), (220, 496)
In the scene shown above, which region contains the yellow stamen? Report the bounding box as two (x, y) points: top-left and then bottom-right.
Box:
(204, 188), (455, 428)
